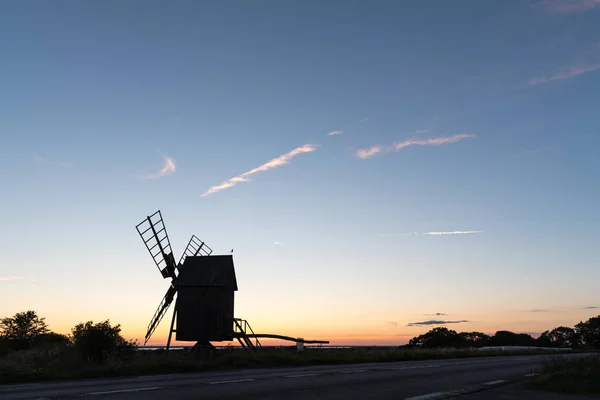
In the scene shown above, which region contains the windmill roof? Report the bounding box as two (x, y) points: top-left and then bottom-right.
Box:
(176, 255), (238, 290)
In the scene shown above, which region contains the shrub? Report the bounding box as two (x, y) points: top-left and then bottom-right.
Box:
(71, 320), (137, 364)
(32, 332), (70, 349)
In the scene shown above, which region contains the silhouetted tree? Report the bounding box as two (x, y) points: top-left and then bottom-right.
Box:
(408, 327), (468, 348)
(459, 331), (490, 347)
(575, 316), (600, 349)
(488, 330), (537, 347)
(0, 310), (49, 350)
(71, 320), (136, 363)
(537, 326), (578, 348)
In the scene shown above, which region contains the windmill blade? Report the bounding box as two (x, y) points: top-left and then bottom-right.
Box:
(136, 210), (177, 279)
(178, 235), (213, 266)
(144, 285), (177, 345)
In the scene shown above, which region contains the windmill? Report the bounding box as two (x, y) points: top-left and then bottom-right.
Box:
(136, 210), (330, 353)
(135, 210), (213, 348)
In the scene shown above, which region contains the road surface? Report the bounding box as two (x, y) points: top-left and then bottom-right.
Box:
(0, 354), (588, 399)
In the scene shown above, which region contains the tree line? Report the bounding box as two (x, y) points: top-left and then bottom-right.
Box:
(405, 315), (600, 349)
(0, 310), (135, 363)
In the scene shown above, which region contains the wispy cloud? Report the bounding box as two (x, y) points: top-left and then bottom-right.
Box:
(583, 306), (599, 309)
(529, 63), (600, 85)
(273, 241), (282, 245)
(387, 321), (398, 327)
(202, 144), (317, 197)
(328, 130), (343, 136)
(383, 231), (482, 237)
(527, 309), (550, 313)
(424, 312), (448, 316)
(357, 146), (385, 159)
(539, 0), (600, 13)
(0, 276), (25, 282)
(407, 320), (469, 327)
(357, 134), (476, 159)
(32, 154), (72, 168)
(423, 231), (483, 236)
(142, 156), (176, 180)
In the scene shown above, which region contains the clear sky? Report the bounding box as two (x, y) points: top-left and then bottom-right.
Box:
(1, 0), (599, 346)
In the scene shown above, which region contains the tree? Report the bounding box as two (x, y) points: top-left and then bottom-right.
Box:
(71, 320), (137, 363)
(537, 326), (578, 348)
(0, 310), (49, 350)
(408, 327), (468, 348)
(459, 331), (490, 347)
(488, 330), (537, 347)
(575, 315), (600, 349)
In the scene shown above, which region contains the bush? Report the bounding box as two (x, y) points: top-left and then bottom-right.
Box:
(0, 337), (10, 356)
(71, 320), (137, 364)
(32, 332), (70, 349)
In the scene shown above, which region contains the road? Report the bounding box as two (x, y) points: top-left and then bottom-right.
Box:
(0, 354), (589, 400)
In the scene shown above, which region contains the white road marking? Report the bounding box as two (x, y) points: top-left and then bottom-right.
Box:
(285, 373), (320, 378)
(482, 380), (506, 385)
(87, 387), (161, 395)
(207, 378), (255, 385)
(0, 383), (42, 389)
(404, 392), (447, 400)
(339, 369), (366, 374)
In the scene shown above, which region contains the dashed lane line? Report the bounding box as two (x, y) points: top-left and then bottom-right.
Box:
(87, 387), (161, 395)
(0, 383), (42, 389)
(404, 392), (447, 400)
(207, 378), (255, 385)
(482, 380), (507, 385)
(285, 373), (320, 378)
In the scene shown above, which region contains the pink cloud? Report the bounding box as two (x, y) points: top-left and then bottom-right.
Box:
(142, 156), (176, 179)
(528, 63), (600, 85)
(202, 144), (317, 196)
(539, 0), (600, 13)
(356, 146), (384, 159)
(357, 134), (476, 159)
(328, 130), (343, 136)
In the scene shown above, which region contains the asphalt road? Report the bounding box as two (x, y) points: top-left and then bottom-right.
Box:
(0, 354), (588, 400)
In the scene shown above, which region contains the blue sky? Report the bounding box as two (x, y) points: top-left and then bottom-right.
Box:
(1, 0), (599, 345)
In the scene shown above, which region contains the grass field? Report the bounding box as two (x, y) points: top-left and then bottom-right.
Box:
(0, 345), (575, 385)
(527, 353), (600, 395)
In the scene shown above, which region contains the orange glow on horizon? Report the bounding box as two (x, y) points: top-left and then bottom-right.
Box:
(142, 334), (416, 347)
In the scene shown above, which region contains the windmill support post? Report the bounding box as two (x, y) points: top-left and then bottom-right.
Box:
(166, 308), (177, 352)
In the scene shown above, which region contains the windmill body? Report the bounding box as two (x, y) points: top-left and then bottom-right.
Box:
(174, 255), (237, 342)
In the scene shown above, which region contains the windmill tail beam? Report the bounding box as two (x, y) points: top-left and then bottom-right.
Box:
(239, 333), (329, 344)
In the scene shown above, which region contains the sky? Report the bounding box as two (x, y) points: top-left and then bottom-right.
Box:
(1, 0), (600, 347)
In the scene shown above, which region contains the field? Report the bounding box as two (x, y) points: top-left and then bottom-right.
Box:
(0, 345), (574, 385)
(527, 353), (600, 395)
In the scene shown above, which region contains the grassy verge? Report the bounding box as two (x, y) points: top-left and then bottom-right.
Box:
(0, 345), (574, 385)
(526, 353), (600, 395)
